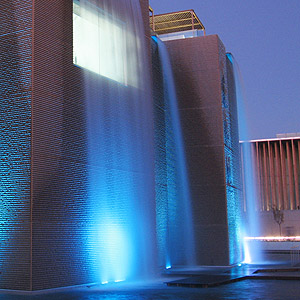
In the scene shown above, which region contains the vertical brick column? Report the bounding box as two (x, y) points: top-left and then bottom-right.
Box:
(0, 0), (32, 291)
(165, 35), (231, 265)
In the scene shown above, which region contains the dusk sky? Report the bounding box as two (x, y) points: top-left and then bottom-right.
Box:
(150, 0), (300, 140)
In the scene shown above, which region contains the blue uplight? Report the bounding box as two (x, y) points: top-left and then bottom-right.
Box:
(222, 54), (244, 265)
(83, 0), (157, 284)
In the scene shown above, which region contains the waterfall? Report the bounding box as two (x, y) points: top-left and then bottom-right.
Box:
(227, 53), (262, 263)
(75, 0), (157, 283)
(153, 36), (196, 268)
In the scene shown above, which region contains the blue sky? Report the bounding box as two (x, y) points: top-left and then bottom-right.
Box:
(150, 0), (300, 139)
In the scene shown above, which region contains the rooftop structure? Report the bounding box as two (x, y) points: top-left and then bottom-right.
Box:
(150, 10), (206, 40)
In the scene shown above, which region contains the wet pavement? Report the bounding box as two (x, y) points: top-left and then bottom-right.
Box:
(1, 264), (300, 300)
(166, 263), (300, 287)
(0, 279), (300, 300)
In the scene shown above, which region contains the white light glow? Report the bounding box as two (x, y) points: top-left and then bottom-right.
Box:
(243, 241), (251, 264)
(73, 0), (138, 86)
(245, 236), (300, 242)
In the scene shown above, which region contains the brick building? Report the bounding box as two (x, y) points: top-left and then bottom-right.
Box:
(0, 0), (242, 291)
(151, 11), (242, 266)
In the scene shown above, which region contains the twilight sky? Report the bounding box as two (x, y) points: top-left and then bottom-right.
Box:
(149, 0), (300, 140)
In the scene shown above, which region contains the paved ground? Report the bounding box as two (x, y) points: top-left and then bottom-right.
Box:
(2, 264), (300, 300)
(1, 278), (300, 300)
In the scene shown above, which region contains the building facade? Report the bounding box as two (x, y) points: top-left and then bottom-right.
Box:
(241, 136), (300, 237)
(0, 0), (243, 291)
(163, 35), (242, 265)
(151, 11), (242, 266)
(0, 0), (156, 291)
(241, 136), (300, 212)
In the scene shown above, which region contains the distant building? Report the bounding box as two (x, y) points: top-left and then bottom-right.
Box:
(241, 135), (300, 212)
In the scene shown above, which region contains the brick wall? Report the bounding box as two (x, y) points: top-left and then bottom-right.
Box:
(0, 0), (154, 291)
(31, 0), (90, 290)
(165, 35), (231, 265)
(0, 0), (32, 290)
(31, 0), (155, 290)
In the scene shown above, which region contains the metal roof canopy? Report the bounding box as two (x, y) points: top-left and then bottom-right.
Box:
(150, 9), (205, 35)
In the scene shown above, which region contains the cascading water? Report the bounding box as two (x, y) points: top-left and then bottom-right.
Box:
(73, 0), (157, 283)
(152, 36), (196, 268)
(227, 53), (262, 263)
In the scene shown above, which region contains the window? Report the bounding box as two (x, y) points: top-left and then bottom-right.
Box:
(73, 0), (138, 86)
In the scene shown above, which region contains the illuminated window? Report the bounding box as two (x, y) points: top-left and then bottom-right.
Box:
(73, 0), (138, 86)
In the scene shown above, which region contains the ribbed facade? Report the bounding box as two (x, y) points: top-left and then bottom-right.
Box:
(242, 137), (300, 211)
